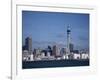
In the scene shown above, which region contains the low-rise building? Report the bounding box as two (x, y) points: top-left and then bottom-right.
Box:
(73, 53), (81, 59)
(81, 52), (89, 59)
(22, 50), (34, 61)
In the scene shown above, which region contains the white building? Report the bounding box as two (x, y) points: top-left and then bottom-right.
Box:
(22, 50), (29, 61)
(81, 53), (89, 59)
(22, 50), (34, 61)
(47, 52), (51, 57)
(73, 53), (81, 59)
(73, 51), (89, 60)
(41, 52), (45, 58)
(29, 54), (34, 61)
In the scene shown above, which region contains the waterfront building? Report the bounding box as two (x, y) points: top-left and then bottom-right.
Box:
(22, 50), (29, 61)
(73, 53), (80, 60)
(81, 51), (89, 59)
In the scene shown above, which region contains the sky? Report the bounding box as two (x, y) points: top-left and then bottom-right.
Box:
(22, 11), (89, 50)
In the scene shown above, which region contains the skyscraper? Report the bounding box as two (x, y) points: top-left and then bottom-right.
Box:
(52, 45), (60, 57)
(69, 43), (74, 52)
(25, 37), (32, 54)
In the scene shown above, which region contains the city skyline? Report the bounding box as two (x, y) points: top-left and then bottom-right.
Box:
(22, 11), (89, 50)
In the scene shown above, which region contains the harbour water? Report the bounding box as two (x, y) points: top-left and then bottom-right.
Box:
(22, 59), (89, 69)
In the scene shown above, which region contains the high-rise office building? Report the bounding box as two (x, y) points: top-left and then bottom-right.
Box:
(25, 37), (32, 54)
(52, 45), (60, 57)
(69, 43), (74, 52)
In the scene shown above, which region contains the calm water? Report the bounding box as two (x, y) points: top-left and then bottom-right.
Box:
(22, 59), (89, 69)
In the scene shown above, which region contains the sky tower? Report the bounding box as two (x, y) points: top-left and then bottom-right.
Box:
(66, 25), (71, 59)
